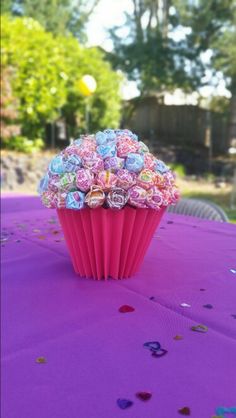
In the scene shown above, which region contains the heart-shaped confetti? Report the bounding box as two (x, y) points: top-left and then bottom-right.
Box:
(191, 324), (208, 333)
(178, 406), (191, 415)
(203, 304), (213, 309)
(152, 348), (168, 358)
(143, 341), (161, 351)
(136, 391), (152, 401)
(0, 233), (9, 243)
(117, 399), (133, 409)
(36, 357), (46, 364)
(119, 305), (135, 313)
(173, 335), (183, 340)
(180, 303), (191, 308)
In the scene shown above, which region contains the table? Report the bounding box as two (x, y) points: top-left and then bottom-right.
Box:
(1, 195), (236, 418)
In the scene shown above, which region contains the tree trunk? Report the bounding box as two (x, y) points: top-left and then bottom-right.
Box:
(228, 81), (236, 147)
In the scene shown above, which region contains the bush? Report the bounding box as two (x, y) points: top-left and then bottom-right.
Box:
(1, 15), (122, 141)
(3, 136), (44, 153)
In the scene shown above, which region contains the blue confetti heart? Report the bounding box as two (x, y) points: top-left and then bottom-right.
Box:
(143, 341), (161, 352)
(152, 348), (168, 358)
(117, 399), (133, 409)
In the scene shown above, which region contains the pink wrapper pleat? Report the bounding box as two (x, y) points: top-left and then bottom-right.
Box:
(57, 206), (165, 280)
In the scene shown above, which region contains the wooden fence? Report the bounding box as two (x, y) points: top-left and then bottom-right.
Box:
(123, 97), (228, 155)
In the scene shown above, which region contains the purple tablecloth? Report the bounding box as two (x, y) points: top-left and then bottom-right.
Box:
(1, 195), (236, 418)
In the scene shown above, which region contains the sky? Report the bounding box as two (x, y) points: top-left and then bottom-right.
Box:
(86, 0), (231, 102)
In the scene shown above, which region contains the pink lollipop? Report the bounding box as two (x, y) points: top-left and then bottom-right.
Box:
(128, 185), (147, 208)
(83, 152), (104, 174)
(146, 187), (163, 209)
(41, 191), (57, 208)
(117, 137), (138, 158)
(96, 170), (117, 191)
(144, 153), (156, 170)
(116, 169), (136, 190)
(76, 168), (94, 192)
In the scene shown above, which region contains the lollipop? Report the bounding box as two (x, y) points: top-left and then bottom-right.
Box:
(128, 185), (147, 208)
(103, 129), (117, 142)
(155, 172), (165, 189)
(59, 173), (76, 192)
(63, 154), (81, 172)
(49, 155), (65, 174)
(125, 153), (144, 173)
(85, 185), (105, 208)
(117, 137), (138, 157)
(146, 187), (163, 209)
(56, 192), (67, 209)
(116, 169), (136, 190)
(170, 187), (180, 204)
(83, 152), (104, 174)
(96, 170), (117, 191)
(96, 131), (107, 145)
(97, 141), (116, 159)
(107, 187), (128, 209)
(155, 159), (169, 174)
(48, 174), (61, 192)
(161, 190), (172, 206)
(38, 173), (49, 195)
(73, 138), (83, 147)
(163, 171), (176, 187)
(76, 168), (94, 192)
(138, 141), (149, 154)
(137, 169), (156, 190)
(63, 145), (82, 157)
(144, 153), (156, 170)
(104, 156), (125, 171)
(41, 191), (57, 208)
(66, 191), (85, 210)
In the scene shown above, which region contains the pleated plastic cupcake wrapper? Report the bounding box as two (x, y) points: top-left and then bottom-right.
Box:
(57, 206), (166, 280)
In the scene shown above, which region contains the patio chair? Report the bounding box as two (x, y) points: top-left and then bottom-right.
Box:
(167, 198), (229, 222)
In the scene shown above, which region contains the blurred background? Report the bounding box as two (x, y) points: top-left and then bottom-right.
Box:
(1, 0), (236, 221)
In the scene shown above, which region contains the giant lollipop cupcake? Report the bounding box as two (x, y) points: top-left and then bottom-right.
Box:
(39, 129), (180, 279)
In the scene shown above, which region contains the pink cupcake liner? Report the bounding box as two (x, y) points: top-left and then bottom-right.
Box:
(57, 206), (166, 280)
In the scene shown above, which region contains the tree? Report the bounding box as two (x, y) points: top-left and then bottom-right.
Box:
(1, 0), (100, 42)
(175, 0), (236, 145)
(108, 0), (200, 94)
(1, 15), (121, 141)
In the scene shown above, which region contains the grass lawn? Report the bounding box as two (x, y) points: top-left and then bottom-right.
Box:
(179, 178), (236, 223)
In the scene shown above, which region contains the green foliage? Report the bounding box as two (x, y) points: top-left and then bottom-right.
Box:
(208, 96), (230, 114)
(169, 163), (186, 178)
(108, 0), (236, 96)
(108, 0), (202, 94)
(175, 0), (236, 90)
(1, 15), (121, 141)
(2, 0), (100, 42)
(4, 136), (44, 153)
